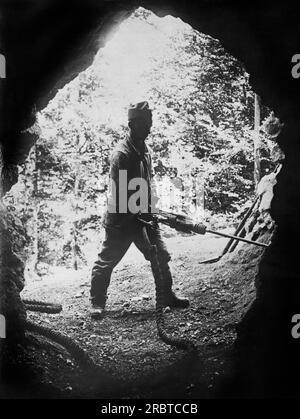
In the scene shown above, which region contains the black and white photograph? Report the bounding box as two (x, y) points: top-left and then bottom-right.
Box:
(0, 0), (299, 403)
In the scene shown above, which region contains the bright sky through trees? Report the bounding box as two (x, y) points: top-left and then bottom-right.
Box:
(40, 9), (195, 131)
(94, 10), (191, 121)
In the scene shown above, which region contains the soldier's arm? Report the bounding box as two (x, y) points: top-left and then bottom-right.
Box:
(110, 151), (129, 182)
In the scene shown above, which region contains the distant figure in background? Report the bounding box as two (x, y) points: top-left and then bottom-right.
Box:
(90, 101), (189, 319)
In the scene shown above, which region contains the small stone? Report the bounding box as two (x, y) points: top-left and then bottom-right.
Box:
(131, 297), (140, 302)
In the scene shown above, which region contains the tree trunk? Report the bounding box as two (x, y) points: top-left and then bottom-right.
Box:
(254, 93), (261, 189)
(31, 145), (40, 274)
(72, 175), (79, 271)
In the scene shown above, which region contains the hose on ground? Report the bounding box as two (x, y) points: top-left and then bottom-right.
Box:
(25, 319), (96, 369)
(23, 299), (62, 314)
(141, 225), (197, 351)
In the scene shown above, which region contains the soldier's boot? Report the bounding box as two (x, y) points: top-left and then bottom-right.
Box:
(90, 267), (111, 320)
(165, 291), (190, 309)
(90, 295), (107, 320)
(160, 262), (190, 309)
(90, 305), (105, 320)
(90, 276), (108, 320)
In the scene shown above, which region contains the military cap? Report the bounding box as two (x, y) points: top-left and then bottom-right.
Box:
(128, 101), (152, 121)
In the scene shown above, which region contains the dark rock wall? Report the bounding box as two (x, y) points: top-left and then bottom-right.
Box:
(1, 0), (300, 397)
(0, 201), (26, 341)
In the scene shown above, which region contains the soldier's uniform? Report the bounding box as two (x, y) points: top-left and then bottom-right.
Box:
(90, 102), (188, 311)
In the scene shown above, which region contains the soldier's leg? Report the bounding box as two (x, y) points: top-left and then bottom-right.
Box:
(134, 225), (189, 308)
(90, 228), (132, 307)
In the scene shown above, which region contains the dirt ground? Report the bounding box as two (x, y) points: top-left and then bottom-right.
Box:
(18, 230), (265, 399)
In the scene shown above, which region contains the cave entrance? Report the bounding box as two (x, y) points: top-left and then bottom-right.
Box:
(3, 6), (282, 396)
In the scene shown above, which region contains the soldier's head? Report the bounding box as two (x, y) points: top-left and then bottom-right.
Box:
(128, 101), (152, 141)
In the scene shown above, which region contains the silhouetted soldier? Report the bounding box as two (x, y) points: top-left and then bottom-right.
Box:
(90, 101), (189, 319)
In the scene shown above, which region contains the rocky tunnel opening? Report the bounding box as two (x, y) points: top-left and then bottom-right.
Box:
(1, 0), (300, 398)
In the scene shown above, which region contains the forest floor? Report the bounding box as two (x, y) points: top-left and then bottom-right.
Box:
(18, 230), (265, 399)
